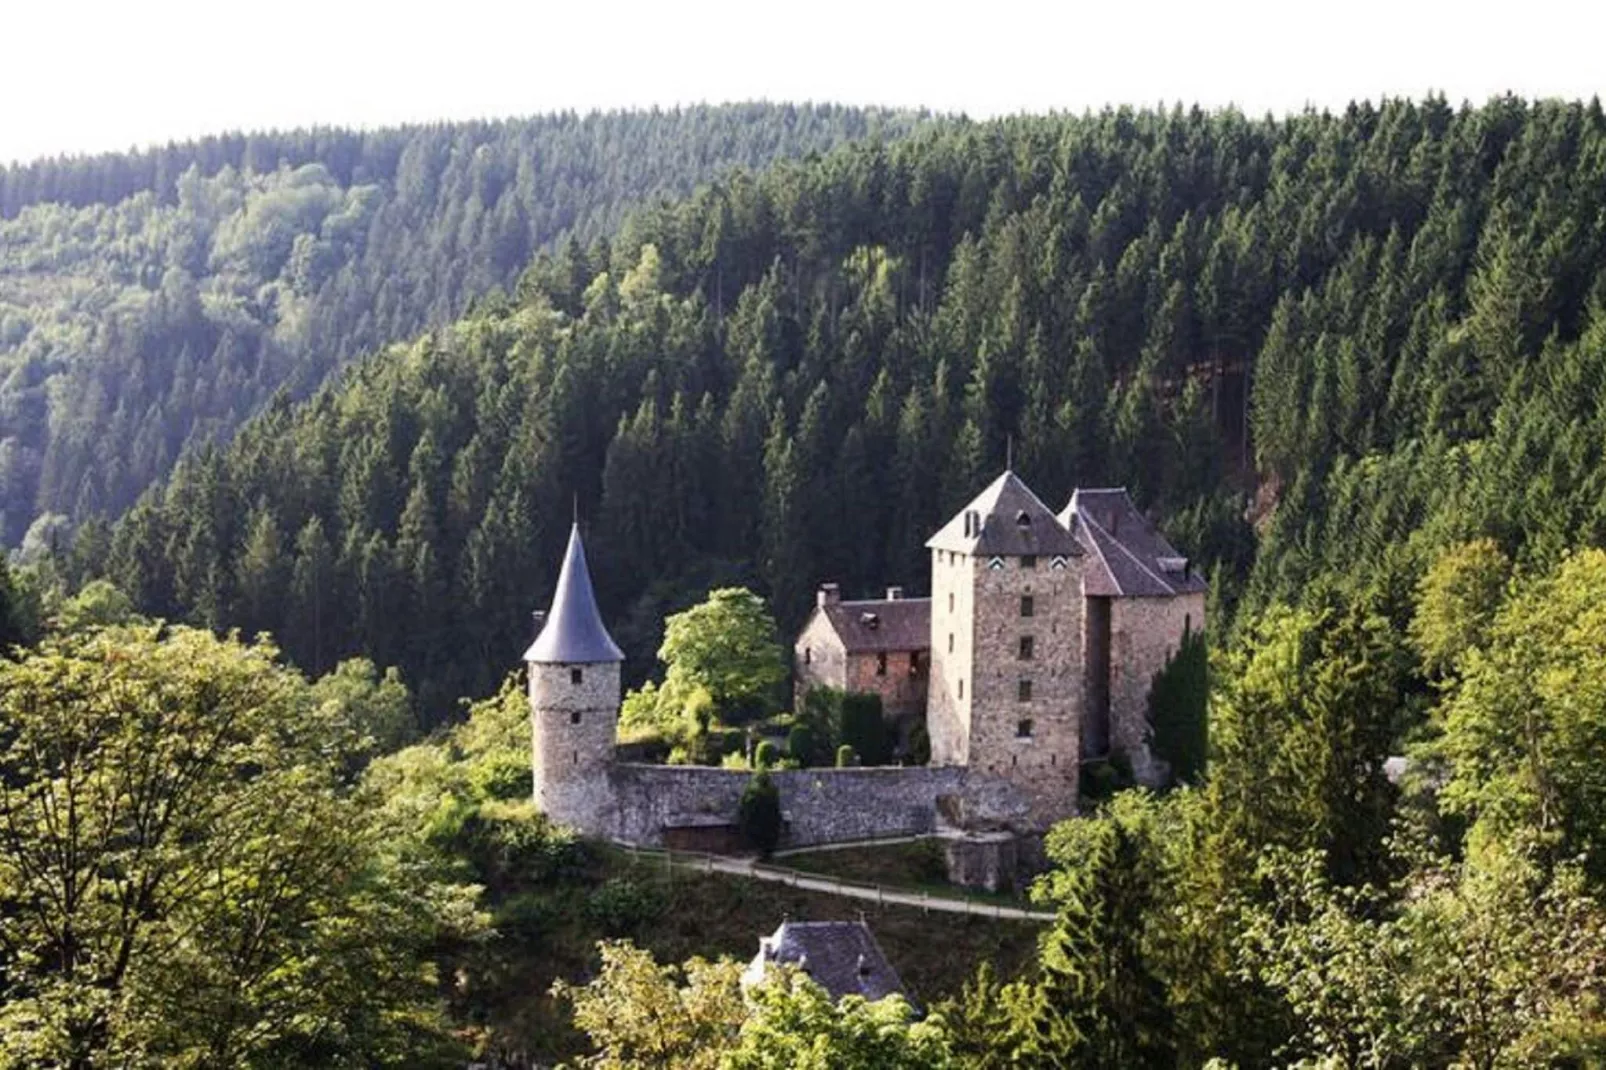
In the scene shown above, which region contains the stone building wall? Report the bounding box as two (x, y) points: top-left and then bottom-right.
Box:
(530, 661), (623, 833)
(965, 553), (1081, 825)
(1108, 591), (1206, 787)
(792, 613), (847, 711)
(604, 764), (1034, 848)
(927, 549), (976, 765)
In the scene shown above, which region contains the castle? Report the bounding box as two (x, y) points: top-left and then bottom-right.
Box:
(528, 470), (1204, 867)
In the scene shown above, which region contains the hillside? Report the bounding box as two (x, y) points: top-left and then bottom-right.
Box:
(86, 96), (1606, 723)
(0, 104), (929, 544)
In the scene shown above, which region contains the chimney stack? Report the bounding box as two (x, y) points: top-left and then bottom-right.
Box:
(817, 583), (841, 607)
(885, 586), (904, 601)
(530, 610), (546, 642)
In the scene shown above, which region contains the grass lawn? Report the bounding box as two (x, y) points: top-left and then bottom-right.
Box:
(777, 839), (1037, 908)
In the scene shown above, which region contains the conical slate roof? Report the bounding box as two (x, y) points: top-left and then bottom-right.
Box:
(925, 470), (1081, 557)
(523, 524), (624, 664)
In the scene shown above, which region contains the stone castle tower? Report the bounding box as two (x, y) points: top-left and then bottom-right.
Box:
(525, 523), (623, 830)
(926, 471), (1083, 821)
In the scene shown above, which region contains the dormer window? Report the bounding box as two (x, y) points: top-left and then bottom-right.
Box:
(1016, 510), (1032, 528)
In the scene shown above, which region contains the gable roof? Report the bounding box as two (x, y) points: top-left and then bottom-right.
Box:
(1058, 488), (1208, 598)
(812, 597), (930, 653)
(926, 470), (1081, 557)
(742, 921), (906, 1003)
(523, 524), (625, 664)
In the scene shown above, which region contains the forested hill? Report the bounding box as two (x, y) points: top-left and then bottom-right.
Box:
(93, 96), (1606, 719)
(0, 104), (929, 545)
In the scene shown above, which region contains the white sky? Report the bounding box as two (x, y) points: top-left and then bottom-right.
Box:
(5, 0), (1604, 165)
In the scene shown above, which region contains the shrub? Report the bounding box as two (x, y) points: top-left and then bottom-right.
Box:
(583, 877), (665, 935)
(1148, 629), (1209, 785)
(754, 740), (778, 769)
(839, 692), (889, 765)
(836, 744), (859, 768)
(738, 771), (783, 857)
(787, 723), (818, 767)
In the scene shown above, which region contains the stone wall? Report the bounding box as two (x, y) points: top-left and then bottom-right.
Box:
(792, 612), (847, 711)
(841, 649), (927, 725)
(966, 551), (1082, 825)
(604, 764), (1035, 848)
(1108, 592), (1205, 787)
(927, 549), (976, 765)
(530, 660), (622, 833)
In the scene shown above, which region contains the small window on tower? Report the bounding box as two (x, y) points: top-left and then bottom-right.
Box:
(948, 592), (954, 613)
(1017, 718), (1034, 738)
(1019, 636), (1035, 660)
(570, 667), (583, 685)
(804, 647), (812, 665)
(958, 678), (964, 700)
(570, 711), (582, 725)
(1021, 554), (1037, 570)
(1021, 594), (1034, 618)
(948, 633), (954, 653)
(1018, 679), (1033, 702)
(876, 652), (888, 676)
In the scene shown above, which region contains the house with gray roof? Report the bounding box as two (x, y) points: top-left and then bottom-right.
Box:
(741, 920), (907, 1004)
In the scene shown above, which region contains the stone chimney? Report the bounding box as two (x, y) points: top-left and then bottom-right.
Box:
(531, 610), (546, 642)
(817, 583), (841, 607)
(885, 585), (904, 600)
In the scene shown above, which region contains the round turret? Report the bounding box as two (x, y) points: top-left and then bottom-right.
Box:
(526, 523), (623, 835)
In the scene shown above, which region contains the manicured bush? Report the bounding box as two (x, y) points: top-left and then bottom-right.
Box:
(786, 723), (818, 767)
(754, 740), (778, 769)
(836, 744), (859, 768)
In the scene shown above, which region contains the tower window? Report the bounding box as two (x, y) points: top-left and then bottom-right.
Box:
(1021, 595), (1034, 617)
(948, 632), (954, 653)
(1184, 613), (1192, 635)
(1020, 554), (1037, 570)
(876, 652), (888, 676)
(570, 711), (582, 725)
(948, 592), (954, 613)
(570, 667), (583, 685)
(1019, 636), (1035, 660)
(1018, 679), (1033, 702)
(804, 647), (812, 665)
(1017, 718), (1034, 738)
(958, 678), (964, 700)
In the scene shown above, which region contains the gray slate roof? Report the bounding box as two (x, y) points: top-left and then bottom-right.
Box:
(523, 524), (625, 664)
(815, 597), (931, 653)
(925, 470), (1082, 557)
(742, 920), (906, 1003)
(1058, 488), (1209, 598)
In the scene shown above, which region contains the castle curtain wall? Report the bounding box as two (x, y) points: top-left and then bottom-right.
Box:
(1108, 591), (1205, 786)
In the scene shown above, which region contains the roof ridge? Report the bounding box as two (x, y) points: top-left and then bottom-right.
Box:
(1080, 508), (1174, 593)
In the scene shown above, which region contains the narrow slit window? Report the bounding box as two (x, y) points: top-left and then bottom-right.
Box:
(1021, 594), (1034, 618)
(1018, 679), (1033, 702)
(948, 632), (954, 653)
(1019, 636), (1035, 660)
(804, 647), (812, 665)
(958, 678), (964, 700)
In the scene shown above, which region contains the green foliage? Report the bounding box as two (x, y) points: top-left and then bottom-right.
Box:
(557, 940), (956, 1069)
(785, 722), (818, 767)
(836, 744), (859, 768)
(657, 587), (786, 724)
(0, 106), (921, 546)
(1148, 627), (1209, 784)
(0, 624), (481, 1067)
(738, 771), (783, 858)
(1438, 548), (1606, 880)
(1409, 537), (1512, 679)
(753, 739), (778, 769)
(839, 691), (891, 766)
(583, 878), (667, 937)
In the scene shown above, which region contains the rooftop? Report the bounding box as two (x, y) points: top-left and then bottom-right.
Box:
(1060, 488), (1208, 597)
(813, 595), (931, 653)
(523, 523), (625, 664)
(741, 920), (906, 1003)
(925, 470), (1082, 557)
